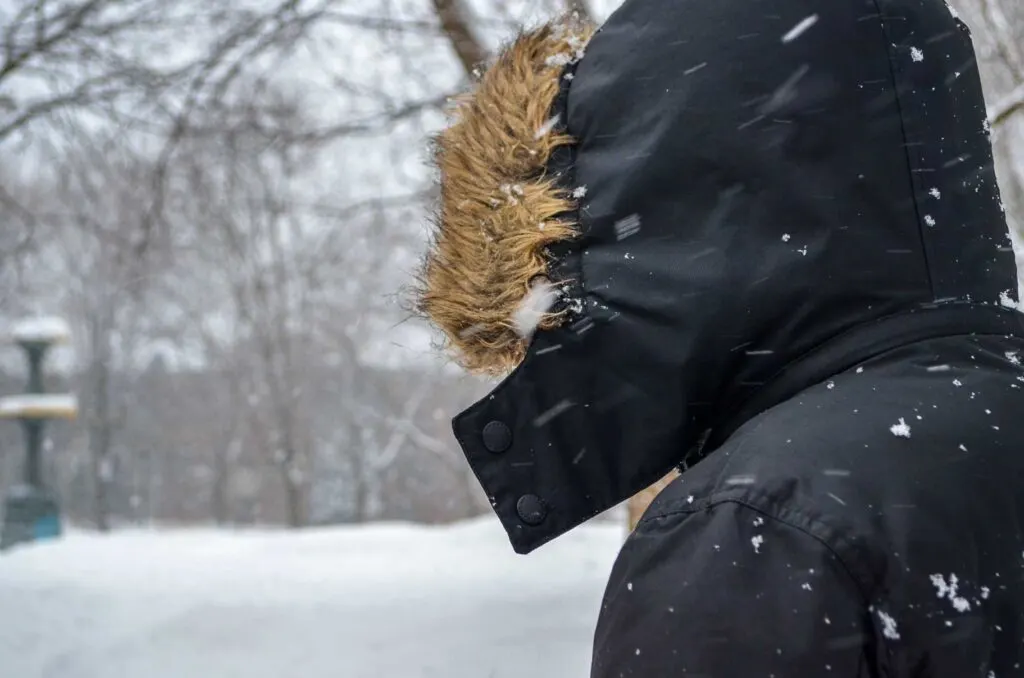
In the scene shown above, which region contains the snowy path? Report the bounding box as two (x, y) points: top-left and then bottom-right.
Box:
(0, 518), (622, 678)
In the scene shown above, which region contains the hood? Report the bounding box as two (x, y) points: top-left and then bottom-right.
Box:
(417, 0), (1019, 553)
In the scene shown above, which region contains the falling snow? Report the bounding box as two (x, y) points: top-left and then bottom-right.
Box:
(751, 535), (764, 553)
(614, 214), (642, 240)
(572, 186), (588, 199)
(890, 418), (911, 438)
(910, 47), (924, 62)
(924, 215), (936, 227)
(782, 233), (791, 242)
(781, 14), (819, 43)
(533, 400), (575, 427)
(513, 280), (559, 338)
(535, 115), (561, 139)
(929, 187), (942, 199)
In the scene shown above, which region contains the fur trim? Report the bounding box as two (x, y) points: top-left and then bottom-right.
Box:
(626, 471), (680, 532)
(415, 17), (595, 376)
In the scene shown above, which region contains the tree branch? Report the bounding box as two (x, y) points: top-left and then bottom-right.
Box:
(989, 82), (1024, 129)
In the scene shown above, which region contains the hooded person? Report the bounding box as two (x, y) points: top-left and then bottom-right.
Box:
(415, 0), (1024, 674)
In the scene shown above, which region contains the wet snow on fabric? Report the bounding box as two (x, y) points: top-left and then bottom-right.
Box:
(876, 609), (901, 640)
(911, 47), (924, 62)
(930, 573), (971, 612)
(751, 535), (764, 553)
(999, 290), (1019, 310)
(781, 14), (818, 43)
(890, 418), (911, 438)
(572, 186), (588, 199)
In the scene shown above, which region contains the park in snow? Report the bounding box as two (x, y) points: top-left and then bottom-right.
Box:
(0, 517), (622, 678)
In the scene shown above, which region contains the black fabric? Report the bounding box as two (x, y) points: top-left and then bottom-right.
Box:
(449, 0), (1024, 672)
(453, 0), (1016, 553)
(594, 335), (1024, 676)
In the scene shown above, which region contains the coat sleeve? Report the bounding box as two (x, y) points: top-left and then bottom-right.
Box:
(591, 500), (881, 677)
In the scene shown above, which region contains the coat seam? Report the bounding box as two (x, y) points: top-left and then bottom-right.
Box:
(869, 0), (936, 301)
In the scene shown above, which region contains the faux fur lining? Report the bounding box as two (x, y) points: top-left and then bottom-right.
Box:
(415, 16), (595, 376)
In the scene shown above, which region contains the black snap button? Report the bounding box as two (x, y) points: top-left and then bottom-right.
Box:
(516, 494), (547, 526)
(482, 421), (512, 453)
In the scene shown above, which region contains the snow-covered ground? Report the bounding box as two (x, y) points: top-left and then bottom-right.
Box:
(0, 517), (622, 678)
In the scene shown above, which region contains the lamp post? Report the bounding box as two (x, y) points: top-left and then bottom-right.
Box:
(0, 317), (78, 550)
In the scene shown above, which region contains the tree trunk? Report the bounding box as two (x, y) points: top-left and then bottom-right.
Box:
(211, 444), (229, 526)
(87, 316), (114, 532)
(282, 463), (305, 528)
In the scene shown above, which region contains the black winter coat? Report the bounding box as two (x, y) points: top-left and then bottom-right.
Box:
(441, 0), (1024, 676)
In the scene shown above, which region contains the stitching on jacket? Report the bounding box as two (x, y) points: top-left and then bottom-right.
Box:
(868, 0), (936, 301)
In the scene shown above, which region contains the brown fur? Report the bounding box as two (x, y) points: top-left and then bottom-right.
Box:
(414, 17), (595, 376)
(626, 470), (681, 532)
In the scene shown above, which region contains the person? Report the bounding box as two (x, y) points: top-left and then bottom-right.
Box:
(414, 0), (1024, 674)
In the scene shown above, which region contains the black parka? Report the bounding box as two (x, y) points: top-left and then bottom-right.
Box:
(444, 0), (1024, 675)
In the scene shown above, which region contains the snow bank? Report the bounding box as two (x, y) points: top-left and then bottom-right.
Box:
(0, 517), (622, 678)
